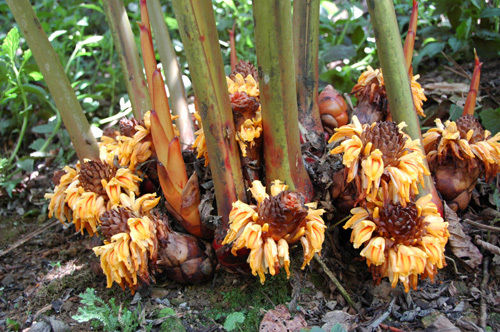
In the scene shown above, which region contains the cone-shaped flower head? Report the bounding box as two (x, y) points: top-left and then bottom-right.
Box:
(222, 180), (326, 284)
(329, 116), (430, 206)
(93, 207), (159, 293)
(46, 159), (146, 236)
(345, 194), (448, 292)
(424, 115), (499, 180)
(352, 66), (426, 123)
(193, 62), (262, 163)
(46, 111), (160, 235)
(99, 111), (153, 171)
(422, 115), (500, 210)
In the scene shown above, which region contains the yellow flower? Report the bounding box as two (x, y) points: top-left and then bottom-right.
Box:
(345, 194), (448, 292)
(223, 180), (326, 283)
(330, 117), (429, 205)
(93, 213), (158, 293)
(423, 115), (500, 182)
(227, 73), (259, 97)
(236, 109), (262, 157)
(45, 166), (77, 223)
(352, 66), (427, 117)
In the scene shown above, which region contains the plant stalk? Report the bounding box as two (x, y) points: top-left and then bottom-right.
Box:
(403, 0), (418, 72)
(463, 51), (482, 116)
(367, 0), (442, 215)
(103, 0), (150, 119)
(146, 0), (195, 147)
(171, 0), (246, 224)
(293, 0), (324, 151)
(253, 0), (313, 199)
(6, 0), (99, 161)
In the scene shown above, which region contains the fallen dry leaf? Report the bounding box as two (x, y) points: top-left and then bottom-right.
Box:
(445, 203), (483, 269)
(259, 304), (307, 332)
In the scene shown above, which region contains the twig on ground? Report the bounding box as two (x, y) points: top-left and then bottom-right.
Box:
(445, 255), (460, 275)
(0, 220), (59, 258)
(475, 236), (500, 256)
(368, 297), (396, 329)
(480, 257), (490, 330)
(329, 214), (350, 230)
(465, 219), (500, 232)
(313, 254), (357, 312)
(379, 323), (405, 332)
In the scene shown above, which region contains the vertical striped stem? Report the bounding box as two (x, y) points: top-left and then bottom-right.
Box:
(367, 0), (443, 215)
(253, 0), (313, 199)
(146, 0), (195, 146)
(172, 0), (246, 225)
(103, 0), (150, 119)
(293, 0), (324, 150)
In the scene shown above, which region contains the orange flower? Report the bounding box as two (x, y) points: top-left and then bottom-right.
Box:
(222, 180), (326, 283)
(345, 194), (448, 292)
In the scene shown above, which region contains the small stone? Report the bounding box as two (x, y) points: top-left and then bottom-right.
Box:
(322, 310), (355, 331)
(151, 287), (169, 299)
(28, 321), (51, 332)
(179, 302), (188, 309)
(47, 317), (70, 332)
(421, 312), (460, 332)
(1, 273), (14, 286)
(326, 301), (338, 310)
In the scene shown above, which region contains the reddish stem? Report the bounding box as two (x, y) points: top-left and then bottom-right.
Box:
(463, 51), (482, 116)
(228, 23), (238, 71)
(403, 0), (418, 74)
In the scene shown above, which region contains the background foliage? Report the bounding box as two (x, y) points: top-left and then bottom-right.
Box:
(0, 0), (498, 195)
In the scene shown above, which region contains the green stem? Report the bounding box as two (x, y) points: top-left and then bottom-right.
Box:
(103, 0), (150, 119)
(367, 0), (443, 215)
(7, 0), (99, 161)
(147, 0), (195, 147)
(171, 0), (246, 224)
(253, 0), (313, 199)
(293, 0), (324, 151)
(7, 57), (30, 164)
(21, 83), (61, 153)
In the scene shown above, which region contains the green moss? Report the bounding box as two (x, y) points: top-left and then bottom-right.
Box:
(204, 273), (291, 332)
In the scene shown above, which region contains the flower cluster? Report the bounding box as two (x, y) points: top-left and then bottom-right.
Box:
(423, 115), (500, 181)
(222, 180), (326, 283)
(193, 69), (262, 163)
(93, 207), (158, 292)
(329, 116), (429, 205)
(352, 66), (427, 118)
(45, 111), (160, 236)
(345, 195), (448, 292)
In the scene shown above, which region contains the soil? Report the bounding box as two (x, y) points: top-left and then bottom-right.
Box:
(0, 60), (499, 332)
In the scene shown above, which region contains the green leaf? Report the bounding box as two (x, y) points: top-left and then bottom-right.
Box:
(223, 312), (245, 331)
(322, 45), (356, 62)
(2, 27), (20, 60)
(29, 138), (46, 151)
(448, 37), (463, 53)
(165, 17), (179, 30)
(479, 108), (500, 134)
(456, 17), (472, 40)
(32, 121), (57, 134)
(413, 42), (445, 68)
(16, 158), (34, 172)
(79, 3), (104, 14)
(448, 104), (463, 121)
(480, 8), (500, 18)
(28, 71), (44, 81)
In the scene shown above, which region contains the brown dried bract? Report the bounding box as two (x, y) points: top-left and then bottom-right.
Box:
(79, 160), (116, 196)
(230, 60), (258, 80)
(100, 207), (135, 240)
